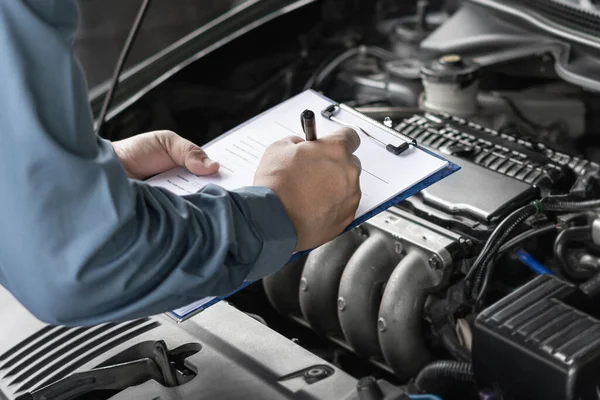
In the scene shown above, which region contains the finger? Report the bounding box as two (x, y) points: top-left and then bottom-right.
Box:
(319, 127), (361, 154)
(283, 135), (305, 144)
(157, 131), (220, 175)
(185, 148), (220, 175)
(266, 135), (304, 154)
(351, 155), (362, 176)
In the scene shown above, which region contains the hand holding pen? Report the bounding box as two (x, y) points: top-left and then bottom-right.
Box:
(253, 110), (362, 252)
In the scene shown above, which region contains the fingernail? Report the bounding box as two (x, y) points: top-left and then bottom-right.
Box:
(204, 159), (218, 168)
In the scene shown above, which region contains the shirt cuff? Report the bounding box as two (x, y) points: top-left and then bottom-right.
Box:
(232, 186), (298, 281)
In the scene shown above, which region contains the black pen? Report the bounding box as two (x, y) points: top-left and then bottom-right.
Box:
(301, 109), (317, 141)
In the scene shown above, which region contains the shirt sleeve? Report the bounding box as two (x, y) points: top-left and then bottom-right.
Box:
(0, 0), (297, 326)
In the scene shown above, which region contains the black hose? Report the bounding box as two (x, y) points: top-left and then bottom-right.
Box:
(469, 204), (538, 297)
(465, 204), (536, 283)
(96, 0), (152, 137)
(498, 223), (558, 254)
(544, 198), (600, 212)
(439, 325), (471, 362)
(472, 217), (524, 298)
(474, 254), (502, 308)
(475, 223), (557, 305)
(482, 204), (538, 267)
(415, 360), (475, 393)
(553, 225), (594, 280)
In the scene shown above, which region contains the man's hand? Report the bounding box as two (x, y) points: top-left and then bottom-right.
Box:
(254, 128), (362, 252)
(112, 130), (219, 180)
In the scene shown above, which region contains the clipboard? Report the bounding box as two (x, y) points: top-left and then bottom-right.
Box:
(148, 90), (460, 323)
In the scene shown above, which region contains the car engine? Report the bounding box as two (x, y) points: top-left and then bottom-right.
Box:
(2, 1), (600, 399)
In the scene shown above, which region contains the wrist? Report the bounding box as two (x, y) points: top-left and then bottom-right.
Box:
(251, 183), (303, 252)
(231, 186), (298, 277)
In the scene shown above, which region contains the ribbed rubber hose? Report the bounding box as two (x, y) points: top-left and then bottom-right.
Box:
(439, 325), (471, 362)
(415, 360), (475, 393)
(471, 204), (537, 297)
(473, 209), (533, 297)
(544, 198), (600, 212)
(465, 204), (536, 283)
(498, 223), (557, 254)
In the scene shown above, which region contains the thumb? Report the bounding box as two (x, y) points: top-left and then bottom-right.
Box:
(185, 147), (220, 175)
(157, 131), (220, 175)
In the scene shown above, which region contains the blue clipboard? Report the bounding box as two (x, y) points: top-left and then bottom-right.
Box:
(165, 91), (460, 322)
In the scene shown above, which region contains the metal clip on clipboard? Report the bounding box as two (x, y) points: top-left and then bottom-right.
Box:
(321, 104), (417, 155)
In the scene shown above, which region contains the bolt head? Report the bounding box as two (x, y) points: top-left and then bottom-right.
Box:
(300, 277), (309, 292)
(429, 256), (442, 270)
(306, 368), (327, 379)
(337, 297), (347, 311)
(394, 241), (403, 254)
(459, 237), (473, 247)
(355, 226), (369, 238)
(377, 317), (387, 332)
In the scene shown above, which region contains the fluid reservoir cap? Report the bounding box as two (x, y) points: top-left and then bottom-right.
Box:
(385, 58), (423, 80)
(420, 54), (481, 84)
(439, 54), (463, 66)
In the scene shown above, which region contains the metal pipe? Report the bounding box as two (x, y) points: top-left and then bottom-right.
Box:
(337, 231), (399, 358)
(262, 256), (306, 316)
(299, 230), (363, 335)
(553, 225), (594, 280)
(378, 249), (435, 378)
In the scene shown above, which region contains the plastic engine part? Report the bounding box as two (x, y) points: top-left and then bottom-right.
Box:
(472, 274), (600, 400)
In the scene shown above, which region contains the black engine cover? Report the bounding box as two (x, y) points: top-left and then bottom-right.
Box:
(473, 274), (600, 400)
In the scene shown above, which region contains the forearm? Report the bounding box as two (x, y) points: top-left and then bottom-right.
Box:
(26, 178), (296, 326)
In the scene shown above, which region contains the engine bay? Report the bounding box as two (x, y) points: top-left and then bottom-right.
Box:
(2, 1), (600, 399)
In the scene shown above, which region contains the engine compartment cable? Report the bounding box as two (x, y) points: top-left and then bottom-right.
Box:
(498, 223), (558, 254)
(465, 203), (534, 282)
(95, 0), (152, 137)
(439, 324), (471, 362)
(465, 195), (600, 307)
(464, 202), (542, 308)
(543, 197), (600, 212)
(514, 248), (553, 275)
(415, 360), (475, 394)
(465, 203), (538, 294)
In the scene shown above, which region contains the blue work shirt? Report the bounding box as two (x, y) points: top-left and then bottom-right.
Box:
(0, 1), (297, 325)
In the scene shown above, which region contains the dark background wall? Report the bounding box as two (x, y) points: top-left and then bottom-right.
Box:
(73, 0), (244, 89)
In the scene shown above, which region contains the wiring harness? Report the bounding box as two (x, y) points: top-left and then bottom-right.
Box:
(465, 196), (600, 308)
